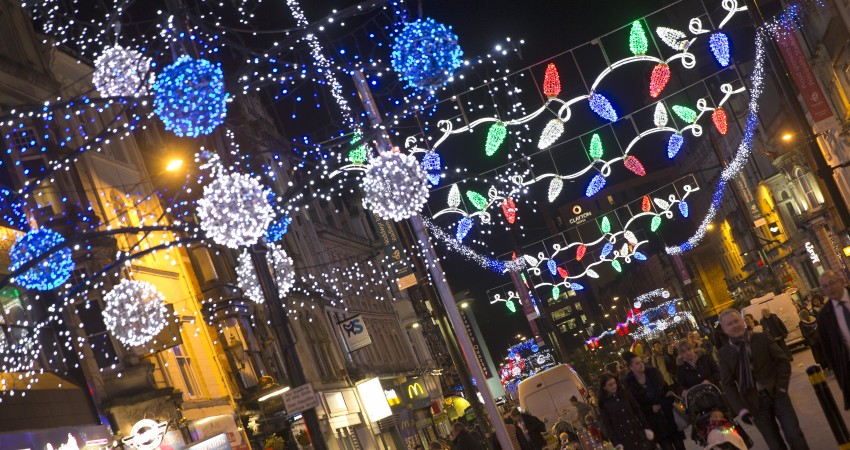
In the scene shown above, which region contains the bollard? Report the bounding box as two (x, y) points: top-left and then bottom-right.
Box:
(806, 365), (850, 449)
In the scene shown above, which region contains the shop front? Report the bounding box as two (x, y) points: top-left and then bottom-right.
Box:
(0, 424), (113, 450)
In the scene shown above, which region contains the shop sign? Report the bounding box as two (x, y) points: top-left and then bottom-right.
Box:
(460, 310), (492, 378)
(122, 419), (170, 450)
(338, 314), (372, 352)
(806, 241), (820, 264)
(185, 433), (231, 450)
(282, 383), (319, 415)
(398, 408), (422, 450)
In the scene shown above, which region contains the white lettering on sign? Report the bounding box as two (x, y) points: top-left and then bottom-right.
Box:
(805, 241), (820, 264)
(123, 419), (169, 450)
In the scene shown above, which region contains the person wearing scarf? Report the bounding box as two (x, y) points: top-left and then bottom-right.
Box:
(717, 308), (809, 450)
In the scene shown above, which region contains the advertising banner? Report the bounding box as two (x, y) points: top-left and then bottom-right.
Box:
(338, 314), (372, 352)
(775, 29), (833, 124)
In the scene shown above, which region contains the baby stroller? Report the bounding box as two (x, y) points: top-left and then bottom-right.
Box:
(685, 383), (753, 449)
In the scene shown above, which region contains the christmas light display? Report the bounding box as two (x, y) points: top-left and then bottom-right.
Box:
(422, 152), (442, 186)
(422, 218), (525, 273)
(547, 259), (558, 276)
(642, 195), (652, 212)
(656, 27), (691, 51)
(502, 198), (517, 224)
(466, 191), (488, 210)
(538, 119), (565, 149)
(679, 201), (689, 217)
(102, 279), (169, 348)
(611, 260), (623, 272)
(152, 55), (227, 138)
(649, 64), (671, 98)
(236, 250), (264, 304)
(667, 35), (766, 255)
(349, 132), (368, 164)
(654, 103), (669, 127)
(548, 178), (564, 203)
(362, 152), (430, 221)
(236, 243), (297, 303)
(9, 228), (74, 291)
(196, 160), (275, 249)
(712, 108), (729, 135)
(667, 134), (685, 158)
(585, 174), (607, 197)
(576, 244), (587, 261)
(589, 134), (604, 159)
(557, 267), (569, 278)
(600, 217), (612, 234)
(588, 92), (618, 122)
(623, 156), (646, 176)
(448, 184), (461, 208)
(551, 286), (560, 300)
(92, 45), (153, 98)
(0, 322), (42, 375)
(629, 20), (648, 55)
(270, 244), (296, 296)
(266, 216), (292, 243)
(672, 105), (698, 123)
(390, 17), (464, 91)
(709, 32), (732, 67)
(485, 123), (508, 157)
(601, 242), (614, 258)
(542, 63), (562, 98)
(456, 217), (474, 241)
(651, 215), (662, 232)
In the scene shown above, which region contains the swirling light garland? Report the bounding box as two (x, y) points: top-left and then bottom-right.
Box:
(9, 228), (74, 291)
(422, 218), (524, 273)
(361, 152), (430, 221)
(632, 288), (671, 308)
(196, 155), (275, 249)
(152, 55), (227, 138)
(102, 279), (169, 348)
(92, 45), (154, 98)
(666, 34), (766, 255)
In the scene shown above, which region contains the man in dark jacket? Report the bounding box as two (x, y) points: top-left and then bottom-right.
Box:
(510, 409), (546, 450)
(761, 307), (791, 358)
(451, 422), (483, 450)
(817, 270), (850, 410)
(718, 308), (808, 450)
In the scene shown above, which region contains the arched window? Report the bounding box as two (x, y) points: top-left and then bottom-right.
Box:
(795, 168), (820, 208)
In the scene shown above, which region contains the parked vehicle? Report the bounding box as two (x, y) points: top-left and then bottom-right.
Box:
(518, 364), (591, 429)
(742, 292), (803, 346)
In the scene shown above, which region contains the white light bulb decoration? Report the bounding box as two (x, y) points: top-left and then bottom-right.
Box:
(102, 279), (168, 348)
(362, 151), (430, 221)
(92, 45), (153, 98)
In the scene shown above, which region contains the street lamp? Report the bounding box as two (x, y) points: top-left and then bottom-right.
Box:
(165, 158), (183, 172)
(781, 132), (794, 142)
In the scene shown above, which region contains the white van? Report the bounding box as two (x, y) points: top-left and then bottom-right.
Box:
(742, 292), (803, 346)
(517, 364), (591, 430)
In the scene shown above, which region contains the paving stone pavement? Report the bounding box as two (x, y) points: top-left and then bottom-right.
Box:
(682, 348), (849, 449)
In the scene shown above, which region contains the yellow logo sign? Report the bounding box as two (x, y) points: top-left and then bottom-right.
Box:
(407, 382), (425, 399)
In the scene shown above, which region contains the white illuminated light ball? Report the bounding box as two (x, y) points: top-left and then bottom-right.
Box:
(102, 279), (168, 348)
(196, 170), (275, 249)
(361, 152), (429, 221)
(236, 244), (295, 303)
(92, 45), (153, 98)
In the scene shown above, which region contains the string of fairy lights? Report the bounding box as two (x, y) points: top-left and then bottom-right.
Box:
(0, 0), (823, 397)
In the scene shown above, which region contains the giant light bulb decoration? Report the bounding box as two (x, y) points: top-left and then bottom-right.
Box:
(361, 151), (430, 221)
(152, 55), (227, 137)
(196, 156), (275, 249)
(102, 279), (169, 348)
(92, 45), (153, 98)
(9, 228), (74, 291)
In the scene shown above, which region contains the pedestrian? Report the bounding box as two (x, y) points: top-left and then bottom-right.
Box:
(622, 351), (686, 450)
(744, 314), (763, 333)
(509, 409), (546, 450)
(798, 309), (827, 370)
(811, 294), (824, 315)
(761, 307), (792, 359)
(649, 340), (675, 387)
(569, 395), (594, 421)
(596, 373), (655, 450)
(429, 441), (443, 450)
(717, 308), (809, 450)
(503, 416), (522, 450)
(675, 340), (719, 397)
(451, 422), (483, 450)
(817, 270), (850, 410)
(584, 414), (603, 443)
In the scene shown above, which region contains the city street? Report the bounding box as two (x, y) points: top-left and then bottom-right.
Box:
(681, 348), (848, 450)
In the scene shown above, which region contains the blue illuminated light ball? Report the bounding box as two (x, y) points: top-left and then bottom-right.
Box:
(153, 55), (227, 137)
(265, 216), (292, 243)
(391, 18), (464, 92)
(9, 228), (74, 291)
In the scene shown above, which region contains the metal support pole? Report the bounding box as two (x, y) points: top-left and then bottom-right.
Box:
(806, 365), (850, 448)
(409, 215), (514, 450)
(250, 241), (328, 450)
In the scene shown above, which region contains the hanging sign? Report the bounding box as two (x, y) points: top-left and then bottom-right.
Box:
(338, 314), (372, 352)
(122, 419), (170, 450)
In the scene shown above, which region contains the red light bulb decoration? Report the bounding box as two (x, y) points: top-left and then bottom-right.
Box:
(576, 244), (587, 261)
(502, 197), (517, 224)
(712, 108), (728, 135)
(557, 267), (569, 278)
(624, 156), (646, 176)
(641, 195), (651, 212)
(542, 63), (561, 98)
(649, 64), (671, 98)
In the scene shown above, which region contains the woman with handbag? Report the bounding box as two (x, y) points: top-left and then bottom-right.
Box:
(597, 373), (655, 450)
(622, 352), (686, 450)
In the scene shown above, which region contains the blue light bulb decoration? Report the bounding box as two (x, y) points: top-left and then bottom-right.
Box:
(600, 242), (614, 258)
(547, 259), (558, 276)
(634, 252), (647, 261)
(667, 133), (684, 158)
(391, 18), (464, 92)
(585, 174), (607, 197)
(456, 217), (474, 241)
(588, 92), (618, 122)
(422, 152), (442, 186)
(531, 344), (539, 353)
(679, 201), (689, 218)
(265, 216), (292, 243)
(709, 32), (731, 67)
(668, 304), (677, 315)
(9, 228), (74, 291)
(153, 55), (227, 137)
(570, 283), (585, 291)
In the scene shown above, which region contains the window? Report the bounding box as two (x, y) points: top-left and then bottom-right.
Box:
(75, 300), (120, 370)
(172, 345), (201, 398)
(566, 319), (576, 330)
(574, 302), (582, 311)
(796, 168), (821, 208)
(580, 315), (587, 324)
(697, 289), (708, 308)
